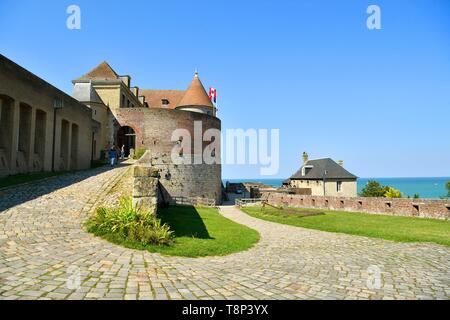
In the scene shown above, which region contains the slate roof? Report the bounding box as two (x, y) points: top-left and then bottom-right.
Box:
(72, 82), (104, 104)
(290, 158), (357, 180)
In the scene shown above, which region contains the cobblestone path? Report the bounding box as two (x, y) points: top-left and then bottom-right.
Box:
(0, 165), (449, 300)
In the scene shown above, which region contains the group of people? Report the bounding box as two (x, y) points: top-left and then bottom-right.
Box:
(108, 145), (126, 166)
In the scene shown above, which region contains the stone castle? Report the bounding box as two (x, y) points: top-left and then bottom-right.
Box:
(0, 55), (222, 203)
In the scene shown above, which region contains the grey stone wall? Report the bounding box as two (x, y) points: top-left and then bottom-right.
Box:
(155, 163), (222, 205)
(136, 152), (222, 205)
(0, 54), (93, 176)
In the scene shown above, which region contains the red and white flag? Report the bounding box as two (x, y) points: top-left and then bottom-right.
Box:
(209, 87), (217, 104)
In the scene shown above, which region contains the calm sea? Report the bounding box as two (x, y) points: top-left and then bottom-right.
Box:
(223, 177), (450, 199)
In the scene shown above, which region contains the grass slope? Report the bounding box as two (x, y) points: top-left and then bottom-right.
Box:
(97, 206), (260, 257)
(241, 206), (450, 246)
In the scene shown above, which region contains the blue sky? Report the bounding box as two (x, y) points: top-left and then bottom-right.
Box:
(1, 0), (449, 179)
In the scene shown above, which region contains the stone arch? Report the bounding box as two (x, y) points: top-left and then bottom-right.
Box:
(33, 109), (47, 171)
(70, 123), (79, 170)
(117, 125), (136, 157)
(0, 95), (15, 175)
(17, 102), (32, 173)
(60, 119), (70, 171)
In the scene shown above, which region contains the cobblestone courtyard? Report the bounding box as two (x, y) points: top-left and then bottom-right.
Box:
(0, 165), (449, 300)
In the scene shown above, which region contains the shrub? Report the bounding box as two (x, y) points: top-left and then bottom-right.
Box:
(133, 148), (146, 160)
(384, 187), (403, 198)
(360, 180), (389, 197)
(360, 180), (404, 198)
(86, 197), (173, 246)
(446, 181), (450, 198)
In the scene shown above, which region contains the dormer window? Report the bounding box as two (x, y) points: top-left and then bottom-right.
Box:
(162, 99), (169, 106)
(302, 165), (314, 176)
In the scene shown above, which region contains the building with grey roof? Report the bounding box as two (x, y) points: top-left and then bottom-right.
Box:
(286, 152), (358, 197)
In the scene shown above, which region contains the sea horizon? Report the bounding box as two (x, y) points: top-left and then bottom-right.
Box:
(223, 176), (450, 199)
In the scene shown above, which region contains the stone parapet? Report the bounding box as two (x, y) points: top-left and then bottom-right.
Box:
(132, 165), (160, 214)
(262, 192), (450, 220)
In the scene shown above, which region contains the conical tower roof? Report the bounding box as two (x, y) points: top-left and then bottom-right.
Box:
(177, 72), (214, 108)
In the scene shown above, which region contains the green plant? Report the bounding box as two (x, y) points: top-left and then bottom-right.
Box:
(86, 197), (173, 246)
(446, 181), (450, 198)
(133, 148), (146, 160)
(87, 204), (259, 257)
(384, 187), (403, 198)
(359, 180), (389, 197)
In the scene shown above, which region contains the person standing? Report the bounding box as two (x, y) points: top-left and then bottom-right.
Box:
(108, 146), (117, 166)
(121, 145), (125, 160)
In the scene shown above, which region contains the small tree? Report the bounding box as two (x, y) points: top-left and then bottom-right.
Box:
(446, 181), (450, 198)
(360, 180), (389, 197)
(384, 187), (403, 198)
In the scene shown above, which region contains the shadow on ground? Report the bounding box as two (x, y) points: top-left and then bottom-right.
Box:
(159, 205), (212, 239)
(0, 162), (131, 212)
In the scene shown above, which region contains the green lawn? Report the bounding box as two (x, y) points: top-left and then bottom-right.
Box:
(97, 206), (260, 257)
(240, 206), (450, 246)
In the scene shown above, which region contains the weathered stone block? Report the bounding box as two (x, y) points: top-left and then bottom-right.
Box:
(133, 177), (159, 197)
(133, 165), (159, 178)
(132, 198), (157, 215)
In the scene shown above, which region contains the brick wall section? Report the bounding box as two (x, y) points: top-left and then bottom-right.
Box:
(115, 107), (221, 157)
(118, 108), (222, 204)
(262, 192), (450, 220)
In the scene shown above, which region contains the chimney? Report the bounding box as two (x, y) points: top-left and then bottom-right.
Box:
(131, 86), (139, 97)
(119, 75), (131, 88)
(338, 160), (344, 167)
(302, 152), (309, 164)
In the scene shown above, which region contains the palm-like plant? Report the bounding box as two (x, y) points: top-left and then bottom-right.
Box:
(86, 197), (173, 245)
